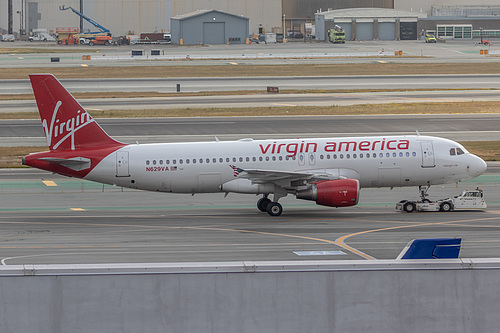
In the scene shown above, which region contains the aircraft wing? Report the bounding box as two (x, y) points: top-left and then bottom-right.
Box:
(239, 168), (347, 184)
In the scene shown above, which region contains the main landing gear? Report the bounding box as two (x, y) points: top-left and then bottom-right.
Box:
(257, 195), (283, 216)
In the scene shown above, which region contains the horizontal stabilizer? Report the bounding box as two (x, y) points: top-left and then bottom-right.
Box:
(39, 157), (91, 171)
(397, 238), (461, 260)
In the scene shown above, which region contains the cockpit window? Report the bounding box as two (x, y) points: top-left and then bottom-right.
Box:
(450, 147), (466, 156)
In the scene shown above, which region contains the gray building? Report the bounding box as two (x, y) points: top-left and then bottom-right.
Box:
(171, 9), (249, 45)
(315, 8), (427, 41)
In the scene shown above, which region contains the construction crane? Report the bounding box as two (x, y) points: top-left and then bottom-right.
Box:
(59, 5), (110, 34)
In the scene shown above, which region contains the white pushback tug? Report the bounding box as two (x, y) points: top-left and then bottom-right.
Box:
(396, 187), (487, 212)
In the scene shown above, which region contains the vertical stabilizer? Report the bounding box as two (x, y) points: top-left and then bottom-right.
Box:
(29, 74), (122, 151)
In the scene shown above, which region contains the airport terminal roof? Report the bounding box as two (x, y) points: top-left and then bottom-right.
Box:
(315, 8), (427, 19)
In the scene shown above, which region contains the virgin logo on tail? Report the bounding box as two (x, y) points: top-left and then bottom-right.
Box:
(42, 101), (95, 150)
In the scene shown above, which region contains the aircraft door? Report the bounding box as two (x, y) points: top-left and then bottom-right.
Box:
(420, 141), (435, 168)
(116, 151), (130, 177)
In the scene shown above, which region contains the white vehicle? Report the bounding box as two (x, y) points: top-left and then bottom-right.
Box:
(0, 34), (15, 42)
(265, 33), (276, 44)
(23, 74), (487, 216)
(29, 33), (56, 42)
(396, 188), (487, 212)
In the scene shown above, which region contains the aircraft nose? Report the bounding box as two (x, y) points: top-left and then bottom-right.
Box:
(476, 157), (488, 176)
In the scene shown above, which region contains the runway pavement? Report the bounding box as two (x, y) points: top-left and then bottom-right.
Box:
(3, 90), (500, 113)
(2, 114), (499, 147)
(0, 168), (498, 265)
(3, 74), (500, 94)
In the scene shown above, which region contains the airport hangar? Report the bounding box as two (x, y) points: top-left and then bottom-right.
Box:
(2, 0), (500, 42)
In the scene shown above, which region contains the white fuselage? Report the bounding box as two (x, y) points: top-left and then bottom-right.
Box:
(86, 135), (486, 194)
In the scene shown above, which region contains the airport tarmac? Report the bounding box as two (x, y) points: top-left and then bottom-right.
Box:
(0, 168), (498, 265)
(1, 40), (500, 68)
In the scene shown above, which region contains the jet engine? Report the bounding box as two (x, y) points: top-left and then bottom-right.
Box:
(296, 179), (360, 207)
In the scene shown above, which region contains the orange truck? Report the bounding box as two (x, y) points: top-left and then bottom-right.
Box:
(56, 27), (80, 45)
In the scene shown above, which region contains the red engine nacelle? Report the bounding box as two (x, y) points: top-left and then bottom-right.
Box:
(296, 179), (360, 207)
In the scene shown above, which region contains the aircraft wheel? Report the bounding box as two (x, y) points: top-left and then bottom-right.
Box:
(403, 202), (416, 213)
(257, 197), (271, 212)
(440, 202), (453, 212)
(266, 202), (283, 216)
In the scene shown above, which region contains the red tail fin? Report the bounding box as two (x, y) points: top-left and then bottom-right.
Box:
(30, 74), (122, 151)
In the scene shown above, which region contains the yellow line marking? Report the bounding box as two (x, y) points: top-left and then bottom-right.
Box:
(18, 57), (24, 60)
(229, 62), (238, 65)
(378, 60), (387, 63)
(42, 180), (57, 187)
(81, 64), (89, 67)
(70, 208), (86, 211)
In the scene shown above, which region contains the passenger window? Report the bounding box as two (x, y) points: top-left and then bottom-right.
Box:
(340, 154), (344, 159)
(213, 158), (216, 163)
(259, 157), (263, 161)
(173, 159), (176, 164)
(279, 156), (283, 161)
(159, 160), (163, 165)
(413, 152), (417, 157)
(226, 158), (230, 163)
(166, 160), (170, 164)
(239, 157), (243, 162)
(406, 152), (410, 157)
(246, 157), (250, 162)
(233, 157), (236, 162)
(219, 158), (223, 163)
(373, 153), (377, 158)
(179, 159), (183, 164)
(252, 157), (256, 162)
(199, 158), (203, 164)
(206, 158), (210, 163)
(272, 156), (276, 161)
(353, 154), (357, 159)
(266, 156), (270, 161)
(146, 160), (150, 165)
(192, 159), (196, 164)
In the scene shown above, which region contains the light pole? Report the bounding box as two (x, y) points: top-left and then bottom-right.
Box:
(480, 27), (483, 45)
(283, 14), (286, 42)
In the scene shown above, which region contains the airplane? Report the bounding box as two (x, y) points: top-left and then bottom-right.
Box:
(23, 74), (487, 216)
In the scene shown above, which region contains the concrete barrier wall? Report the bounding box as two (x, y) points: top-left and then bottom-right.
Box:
(1, 259), (500, 333)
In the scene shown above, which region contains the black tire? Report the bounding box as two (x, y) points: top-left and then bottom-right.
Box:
(89, 41), (94, 46)
(104, 41), (110, 46)
(266, 202), (283, 216)
(440, 202), (453, 212)
(403, 202), (416, 213)
(57, 40), (62, 45)
(257, 197), (271, 212)
(80, 39), (85, 44)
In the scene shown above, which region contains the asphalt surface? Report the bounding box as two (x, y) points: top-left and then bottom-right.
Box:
(1, 40), (499, 266)
(4, 74), (500, 94)
(3, 90), (500, 114)
(0, 168), (498, 265)
(2, 114), (499, 147)
(1, 40), (499, 68)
